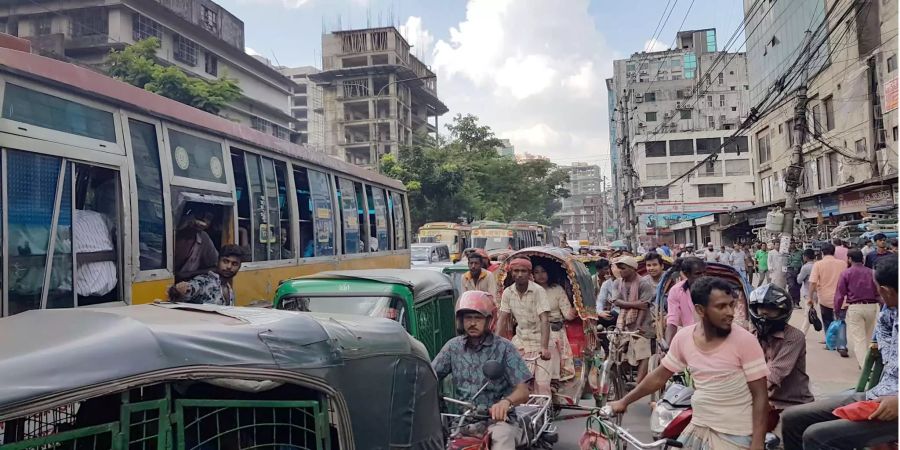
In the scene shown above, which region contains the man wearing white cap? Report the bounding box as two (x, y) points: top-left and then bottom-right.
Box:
(609, 255), (656, 384)
(703, 242), (720, 263)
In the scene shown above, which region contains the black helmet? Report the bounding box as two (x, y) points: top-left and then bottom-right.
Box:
(748, 283), (793, 336)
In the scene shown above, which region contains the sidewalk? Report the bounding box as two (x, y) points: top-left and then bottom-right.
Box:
(790, 303), (861, 398)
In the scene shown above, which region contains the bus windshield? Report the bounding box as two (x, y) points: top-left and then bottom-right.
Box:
(474, 237), (512, 251)
(418, 230), (457, 246)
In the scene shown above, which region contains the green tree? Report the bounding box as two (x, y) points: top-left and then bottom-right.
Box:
(107, 38), (241, 114)
(382, 115), (569, 229)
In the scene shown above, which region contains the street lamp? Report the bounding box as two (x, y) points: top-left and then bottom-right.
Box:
(373, 74), (437, 169)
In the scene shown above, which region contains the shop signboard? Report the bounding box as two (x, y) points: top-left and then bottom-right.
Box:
(884, 76), (898, 113)
(838, 190), (866, 214)
(864, 186), (894, 210)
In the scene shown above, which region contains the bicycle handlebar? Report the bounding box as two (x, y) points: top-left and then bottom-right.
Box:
(558, 405), (684, 449)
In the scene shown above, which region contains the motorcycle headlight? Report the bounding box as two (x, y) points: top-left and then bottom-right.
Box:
(650, 403), (682, 435)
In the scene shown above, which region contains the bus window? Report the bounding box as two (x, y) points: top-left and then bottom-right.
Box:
(168, 129), (226, 184)
(274, 161), (292, 259)
(128, 119), (166, 271)
(292, 166), (314, 257)
(294, 167), (334, 258)
(353, 181), (369, 253)
(390, 192), (407, 250)
(2, 83), (117, 143)
(337, 178), (360, 254)
(308, 170), (335, 256)
(369, 187), (389, 252)
(233, 151), (292, 262)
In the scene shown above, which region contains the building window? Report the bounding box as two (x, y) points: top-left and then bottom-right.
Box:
(671, 74), (681, 80)
(204, 51), (218, 76)
(725, 136), (748, 154)
(272, 124), (288, 140)
(829, 152), (839, 186)
(812, 104), (823, 135)
(855, 138), (867, 155)
(698, 184), (724, 198)
(696, 137), (721, 154)
(133, 13), (162, 41)
(718, 73), (724, 84)
(893, 126), (898, 141)
(699, 160), (722, 177)
(719, 95), (726, 107)
(35, 15), (51, 36)
(173, 34), (198, 66)
(823, 96), (835, 131)
(757, 132), (771, 163)
(888, 55), (897, 73)
(706, 95), (713, 107)
(251, 116), (269, 133)
(730, 86), (735, 91)
(646, 163), (668, 180)
(725, 159), (751, 175)
(645, 186), (669, 200)
(679, 109), (692, 120)
(671, 161), (695, 178)
(645, 92), (656, 102)
(645, 112), (657, 122)
(670, 139), (694, 156)
(646, 141), (667, 157)
(708, 116), (715, 128)
(200, 5), (218, 34)
(71, 8), (108, 37)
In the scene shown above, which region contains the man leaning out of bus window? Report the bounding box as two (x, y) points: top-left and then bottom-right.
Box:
(168, 245), (245, 306)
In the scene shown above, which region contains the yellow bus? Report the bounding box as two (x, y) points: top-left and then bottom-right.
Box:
(0, 47), (411, 316)
(416, 222), (471, 261)
(471, 221), (542, 251)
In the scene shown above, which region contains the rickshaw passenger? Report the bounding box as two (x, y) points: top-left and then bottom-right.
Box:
(496, 258), (553, 395)
(609, 256), (655, 384)
(433, 291), (532, 450)
(462, 252), (497, 297)
(665, 257), (707, 344)
(532, 263), (576, 385)
(595, 258), (618, 327)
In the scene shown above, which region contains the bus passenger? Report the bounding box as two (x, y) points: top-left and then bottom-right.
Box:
(173, 209), (219, 282)
(169, 245), (245, 306)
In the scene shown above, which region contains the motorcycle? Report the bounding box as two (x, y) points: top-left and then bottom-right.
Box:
(442, 360), (559, 449)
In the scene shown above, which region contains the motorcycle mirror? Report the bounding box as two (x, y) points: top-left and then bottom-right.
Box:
(482, 360), (504, 381)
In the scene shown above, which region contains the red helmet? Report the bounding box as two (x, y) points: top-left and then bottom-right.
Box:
(455, 290), (494, 333)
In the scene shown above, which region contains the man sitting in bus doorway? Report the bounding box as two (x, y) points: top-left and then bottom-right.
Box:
(462, 251), (498, 297)
(168, 245), (245, 306)
(173, 208), (219, 282)
(496, 257), (553, 395)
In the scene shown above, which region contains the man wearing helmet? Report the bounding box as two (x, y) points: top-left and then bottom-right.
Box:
(748, 284), (813, 418)
(432, 290), (533, 449)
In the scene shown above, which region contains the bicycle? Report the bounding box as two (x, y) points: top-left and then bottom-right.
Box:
(579, 327), (644, 425)
(557, 404), (684, 449)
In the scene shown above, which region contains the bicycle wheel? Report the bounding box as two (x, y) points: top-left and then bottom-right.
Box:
(605, 364), (626, 426)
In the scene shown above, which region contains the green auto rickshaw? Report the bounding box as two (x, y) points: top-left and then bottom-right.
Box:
(274, 269), (456, 358)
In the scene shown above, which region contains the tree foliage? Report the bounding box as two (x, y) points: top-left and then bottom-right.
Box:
(107, 38), (241, 114)
(382, 114), (570, 230)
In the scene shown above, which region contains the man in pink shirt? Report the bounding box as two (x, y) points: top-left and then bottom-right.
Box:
(810, 243), (851, 357)
(611, 276), (770, 449)
(665, 257), (708, 344)
(832, 238), (849, 262)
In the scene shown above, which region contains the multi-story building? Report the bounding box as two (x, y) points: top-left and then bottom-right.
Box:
(555, 162), (607, 242)
(742, 0), (897, 222)
(309, 26), (448, 168)
(279, 65), (325, 151)
(0, 0), (294, 139)
(496, 139), (515, 158)
(611, 28), (756, 246)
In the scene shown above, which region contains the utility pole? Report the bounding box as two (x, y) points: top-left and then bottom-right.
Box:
(619, 90), (635, 252)
(779, 31), (812, 289)
(600, 175), (608, 244)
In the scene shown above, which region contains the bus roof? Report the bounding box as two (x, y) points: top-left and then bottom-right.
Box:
(0, 46), (404, 190)
(419, 222), (469, 230)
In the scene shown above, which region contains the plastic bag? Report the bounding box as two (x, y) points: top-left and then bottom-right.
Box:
(825, 319), (847, 350)
(833, 400), (880, 421)
(579, 416), (614, 450)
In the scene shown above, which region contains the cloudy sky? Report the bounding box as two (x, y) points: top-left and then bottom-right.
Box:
(225, 0), (744, 175)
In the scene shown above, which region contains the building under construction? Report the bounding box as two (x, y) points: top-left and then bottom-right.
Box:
(310, 26), (448, 169)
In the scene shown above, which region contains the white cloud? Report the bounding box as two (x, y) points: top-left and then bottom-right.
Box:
(643, 38), (669, 52)
(236, 0), (313, 8)
(399, 16), (435, 64)
(431, 0), (616, 172)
